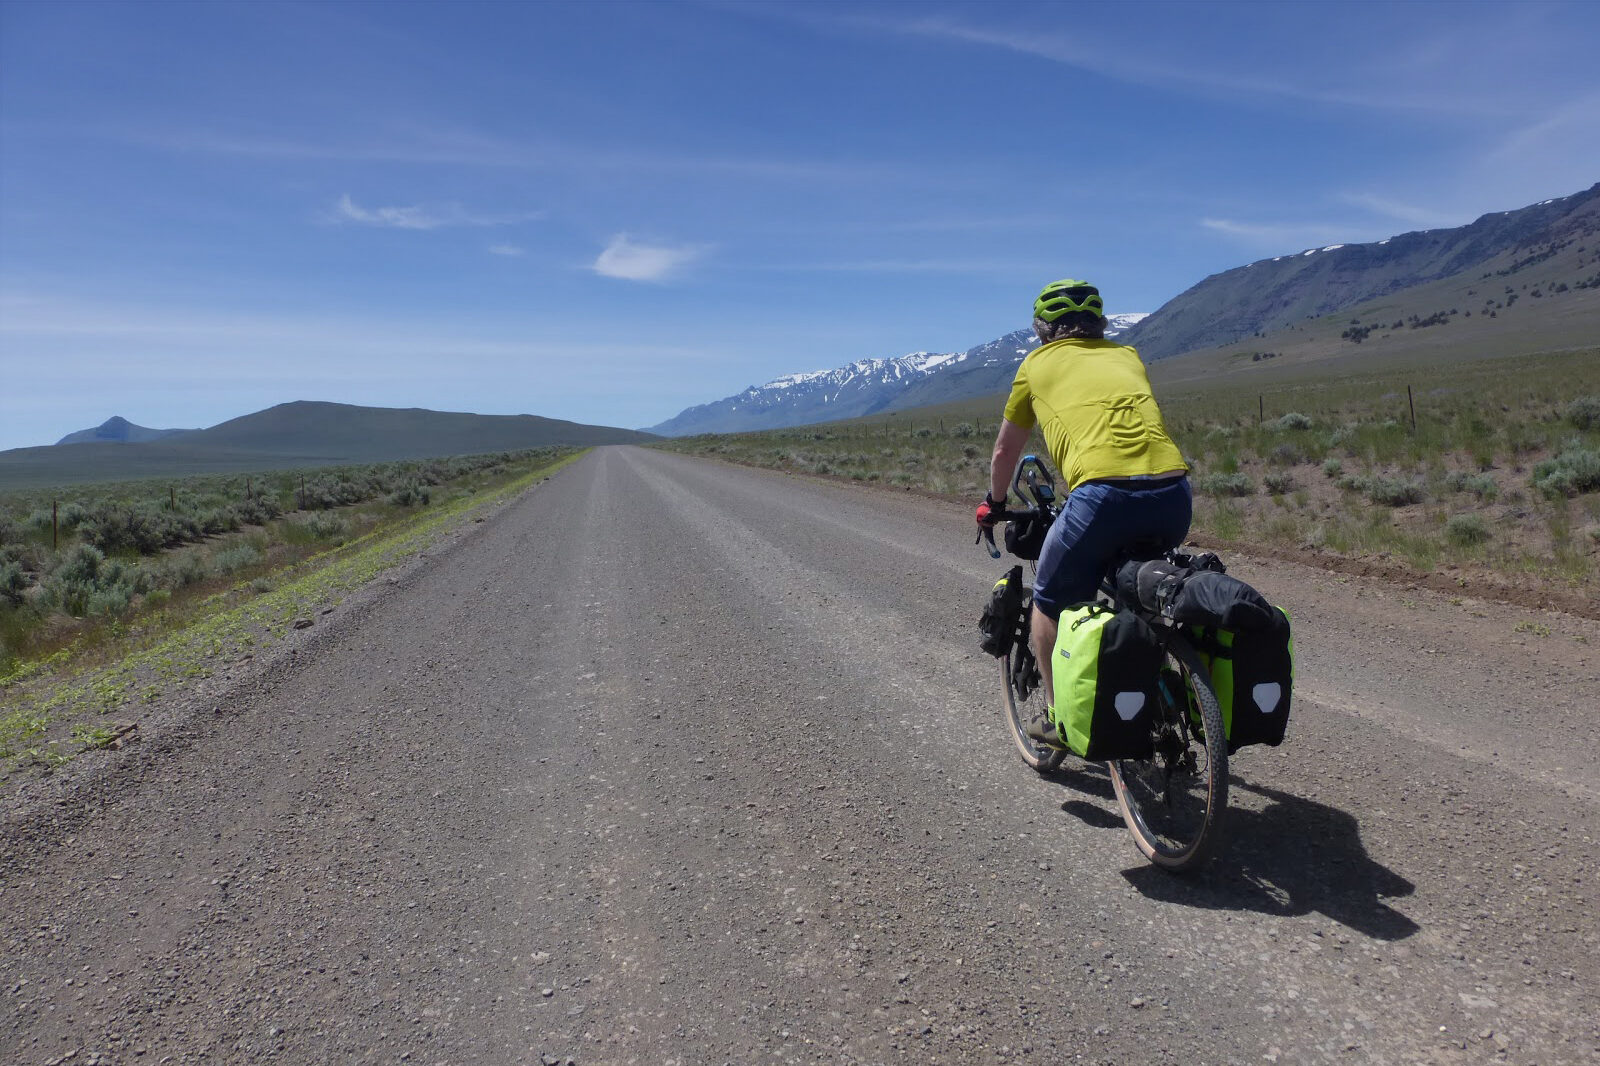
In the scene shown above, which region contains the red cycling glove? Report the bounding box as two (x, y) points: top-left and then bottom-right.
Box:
(975, 493), (1004, 529)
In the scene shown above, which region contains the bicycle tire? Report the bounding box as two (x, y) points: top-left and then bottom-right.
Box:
(1107, 632), (1228, 871)
(1000, 638), (1066, 774)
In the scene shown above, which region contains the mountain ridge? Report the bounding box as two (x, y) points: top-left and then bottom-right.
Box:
(1119, 182), (1600, 359)
(648, 182), (1600, 436)
(646, 314), (1147, 437)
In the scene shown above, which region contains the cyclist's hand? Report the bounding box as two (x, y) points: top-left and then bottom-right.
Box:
(975, 493), (1004, 530)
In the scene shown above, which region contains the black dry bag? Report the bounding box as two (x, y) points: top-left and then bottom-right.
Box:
(979, 565), (1026, 657)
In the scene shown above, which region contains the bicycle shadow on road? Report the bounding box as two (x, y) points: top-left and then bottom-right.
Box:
(1118, 780), (1421, 941)
(1039, 760), (1128, 830)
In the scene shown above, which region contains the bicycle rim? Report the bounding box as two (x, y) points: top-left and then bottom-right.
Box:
(1108, 635), (1227, 871)
(1000, 642), (1065, 773)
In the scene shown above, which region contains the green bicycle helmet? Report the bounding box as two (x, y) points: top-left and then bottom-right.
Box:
(1033, 279), (1104, 322)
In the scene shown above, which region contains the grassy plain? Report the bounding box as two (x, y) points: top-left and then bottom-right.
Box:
(0, 449), (579, 781)
(657, 347), (1600, 608)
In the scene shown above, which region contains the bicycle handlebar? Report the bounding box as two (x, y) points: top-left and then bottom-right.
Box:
(976, 454), (1058, 559)
(975, 503), (1047, 558)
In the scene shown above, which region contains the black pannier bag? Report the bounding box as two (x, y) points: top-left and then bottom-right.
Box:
(1117, 559), (1276, 633)
(979, 564), (1026, 657)
(1165, 570), (1276, 632)
(1004, 513), (1050, 561)
(1190, 607), (1295, 752)
(1115, 558), (1184, 614)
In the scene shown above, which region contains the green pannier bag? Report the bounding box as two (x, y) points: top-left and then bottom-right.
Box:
(1050, 604), (1163, 761)
(1191, 607), (1294, 753)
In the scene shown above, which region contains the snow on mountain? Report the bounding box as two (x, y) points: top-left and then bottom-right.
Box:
(647, 313), (1149, 437)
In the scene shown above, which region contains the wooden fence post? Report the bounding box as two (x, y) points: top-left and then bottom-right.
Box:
(1407, 385), (1417, 433)
(52, 500), (58, 551)
(1258, 395), (1264, 424)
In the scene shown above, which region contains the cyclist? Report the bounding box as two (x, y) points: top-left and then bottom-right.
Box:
(976, 279), (1191, 744)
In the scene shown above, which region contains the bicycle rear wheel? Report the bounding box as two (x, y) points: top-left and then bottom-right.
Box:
(1107, 633), (1227, 871)
(1000, 629), (1066, 773)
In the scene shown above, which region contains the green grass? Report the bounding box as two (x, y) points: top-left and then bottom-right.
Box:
(0, 447), (575, 675)
(0, 450), (580, 782)
(657, 345), (1600, 600)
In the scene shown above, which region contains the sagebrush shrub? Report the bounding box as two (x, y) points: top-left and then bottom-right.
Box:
(53, 543), (106, 584)
(1566, 396), (1600, 431)
(1532, 444), (1600, 497)
(159, 553), (209, 590)
(1443, 471), (1499, 501)
(1197, 472), (1254, 497)
(1445, 513), (1490, 546)
(41, 545), (150, 617)
(1364, 477), (1427, 506)
(0, 559), (28, 605)
(291, 512), (349, 540)
(211, 545), (263, 575)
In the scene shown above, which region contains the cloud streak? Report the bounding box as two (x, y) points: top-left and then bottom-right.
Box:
(56, 122), (927, 186)
(592, 234), (706, 282)
(834, 12), (1522, 118)
(1200, 217), (1364, 252)
(331, 194), (540, 230)
(1335, 193), (1463, 230)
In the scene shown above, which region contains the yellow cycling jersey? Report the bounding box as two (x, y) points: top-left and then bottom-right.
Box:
(1002, 338), (1187, 492)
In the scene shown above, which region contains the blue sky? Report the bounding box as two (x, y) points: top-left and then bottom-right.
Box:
(3, 0), (1598, 449)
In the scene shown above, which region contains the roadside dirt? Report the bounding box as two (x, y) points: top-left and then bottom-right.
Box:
(3, 447), (1596, 1065)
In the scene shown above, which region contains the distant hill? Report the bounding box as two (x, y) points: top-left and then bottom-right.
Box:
(184, 401), (655, 459)
(1, 401), (656, 489)
(56, 416), (197, 446)
(1119, 182), (1600, 359)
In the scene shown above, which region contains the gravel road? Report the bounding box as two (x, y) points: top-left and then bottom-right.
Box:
(4, 446), (1597, 1066)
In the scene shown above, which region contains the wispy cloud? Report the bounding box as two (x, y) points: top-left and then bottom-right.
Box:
(488, 244), (525, 257)
(760, 257), (1053, 277)
(330, 194), (540, 230)
(1200, 217), (1361, 252)
(1474, 91), (1600, 205)
(592, 234), (706, 282)
(1336, 193), (1463, 230)
(65, 122), (926, 186)
(824, 12), (1518, 117)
